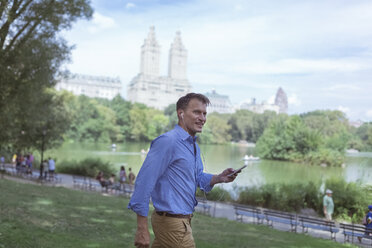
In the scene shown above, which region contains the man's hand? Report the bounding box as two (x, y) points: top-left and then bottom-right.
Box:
(210, 168), (238, 186)
(134, 215), (150, 248)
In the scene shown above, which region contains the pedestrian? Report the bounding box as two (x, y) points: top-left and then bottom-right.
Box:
(26, 154), (32, 174)
(128, 167), (135, 185)
(96, 171), (109, 190)
(12, 153), (17, 165)
(28, 153), (34, 170)
(323, 189), (334, 221)
(48, 157), (55, 179)
(0, 155), (4, 169)
(43, 160), (49, 179)
(128, 93), (240, 248)
(119, 165), (127, 187)
(359, 205), (372, 242)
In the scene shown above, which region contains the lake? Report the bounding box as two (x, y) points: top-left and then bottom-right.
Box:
(46, 142), (372, 191)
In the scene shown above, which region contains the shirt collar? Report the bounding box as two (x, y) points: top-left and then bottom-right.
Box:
(175, 125), (198, 143)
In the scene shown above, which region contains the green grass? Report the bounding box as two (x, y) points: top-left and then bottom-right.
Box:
(0, 179), (355, 248)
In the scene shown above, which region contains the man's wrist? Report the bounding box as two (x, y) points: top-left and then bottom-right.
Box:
(210, 174), (222, 186)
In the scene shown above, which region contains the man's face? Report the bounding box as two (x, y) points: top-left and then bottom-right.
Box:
(179, 98), (207, 136)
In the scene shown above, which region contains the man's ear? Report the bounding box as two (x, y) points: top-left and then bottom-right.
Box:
(177, 110), (184, 119)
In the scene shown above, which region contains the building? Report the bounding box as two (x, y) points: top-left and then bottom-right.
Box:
(274, 87), (288, 114)
(204, 90), (234, 114)
(55, 74), (122, 99)
(127, 26), (192, 109)
(240, 98), (280, 114)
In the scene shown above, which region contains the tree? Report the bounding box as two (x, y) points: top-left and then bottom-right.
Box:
(199, 113), (231, 144)
(129, 104), (149, 141)
(256, 115), (321, 161)
(146, 114), (169, 141)
(164, 103), (178, 131)
(110, 95), (133, 141)
(9, 89), (72, 155)
(0, 0), (93, 149)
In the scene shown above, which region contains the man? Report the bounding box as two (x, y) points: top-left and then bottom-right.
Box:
(323, 189), (334, 221)
(128, 93), (239, 248)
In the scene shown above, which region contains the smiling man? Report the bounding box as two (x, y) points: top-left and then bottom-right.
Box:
(128, 93), (239, 248)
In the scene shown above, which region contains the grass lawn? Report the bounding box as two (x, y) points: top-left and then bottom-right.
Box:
(0, 178), (355, 248)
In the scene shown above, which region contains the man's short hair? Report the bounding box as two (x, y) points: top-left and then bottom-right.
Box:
(176, 93), (210, 111)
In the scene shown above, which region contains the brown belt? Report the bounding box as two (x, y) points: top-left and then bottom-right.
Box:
(156, 211), (193, 219)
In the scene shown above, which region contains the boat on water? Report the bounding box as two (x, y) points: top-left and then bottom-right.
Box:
(243, 154), (260, 161)
(111, 144), (117, 149)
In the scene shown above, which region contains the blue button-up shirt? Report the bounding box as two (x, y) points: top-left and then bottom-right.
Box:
(128, 125), (214, 217)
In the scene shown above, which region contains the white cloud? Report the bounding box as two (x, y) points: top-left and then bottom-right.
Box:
(337, 105), (350, 114)
(324, 84), (362, 91)
(234, 4), (243, 11)
(126, 3), (136, 9)
(366, 109), (372, 118)
(232, 58), (371, 75)
(88, 13), (116, 33)
(288, 94), (301, 106)
(267, 95), (275, 104)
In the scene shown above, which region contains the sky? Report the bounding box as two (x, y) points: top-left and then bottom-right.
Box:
(62, 0), (372, 121)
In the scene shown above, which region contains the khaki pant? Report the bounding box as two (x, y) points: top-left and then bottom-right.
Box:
(151, 211), (195, 248)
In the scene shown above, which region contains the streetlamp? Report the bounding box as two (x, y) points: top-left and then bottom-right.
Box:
(39, 129), (47, 179)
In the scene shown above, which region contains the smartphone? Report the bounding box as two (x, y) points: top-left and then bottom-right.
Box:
(228, 165), (247, 177)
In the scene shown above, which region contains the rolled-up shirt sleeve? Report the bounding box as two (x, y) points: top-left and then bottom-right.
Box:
(127, 135), (173, 216)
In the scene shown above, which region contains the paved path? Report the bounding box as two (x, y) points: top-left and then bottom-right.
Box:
(2, 165), (369, 247)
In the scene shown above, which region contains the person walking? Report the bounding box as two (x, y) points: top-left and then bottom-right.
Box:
(128, 168), (135, 185)
(0, 155), (4, 169)
(119, 165), (127, 189)
(323, 189), (334, 221)
(358, 205), (372, 242)
(48, 157), (55, 180)
(128, 93), (240, 248)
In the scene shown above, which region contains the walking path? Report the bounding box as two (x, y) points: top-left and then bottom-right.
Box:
(1, 165), (370, 247)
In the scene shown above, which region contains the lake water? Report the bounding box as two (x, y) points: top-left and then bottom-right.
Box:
(46, 142), (372, 191)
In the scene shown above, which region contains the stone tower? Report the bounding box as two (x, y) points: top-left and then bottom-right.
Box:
(140, 26), (161, 77)
(274, 87), (288, 114)
(168, 31), (187, 80)
(127, 27), (191, 110)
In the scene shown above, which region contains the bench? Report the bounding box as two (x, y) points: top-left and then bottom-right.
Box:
(234, 204), (265, 224)
(299, 215), (339, 240)
(89, 179), (106, 192)
(340, 223), (372, 245)
(196, 197), (211, 216)
(120, 183), (134, 197)
(72, 176), (89, 189)
(263, 209), (298, 232)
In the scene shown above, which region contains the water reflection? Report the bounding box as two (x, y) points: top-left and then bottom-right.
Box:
(46, 142), (372, 187)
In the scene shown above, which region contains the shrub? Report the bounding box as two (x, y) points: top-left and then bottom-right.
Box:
(237, 182), (322, 212)
(196, 186), (232, 202)
(305, 148), (344, 167)
(57, 158), (115, 178)
(237, 179), (369, 221)
(324, 178), (369, 223)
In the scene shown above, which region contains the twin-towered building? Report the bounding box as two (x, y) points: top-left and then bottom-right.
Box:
(127, 27), (288, 114)
(56, 26), (288, 115)
(127, 26), (192, 110)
